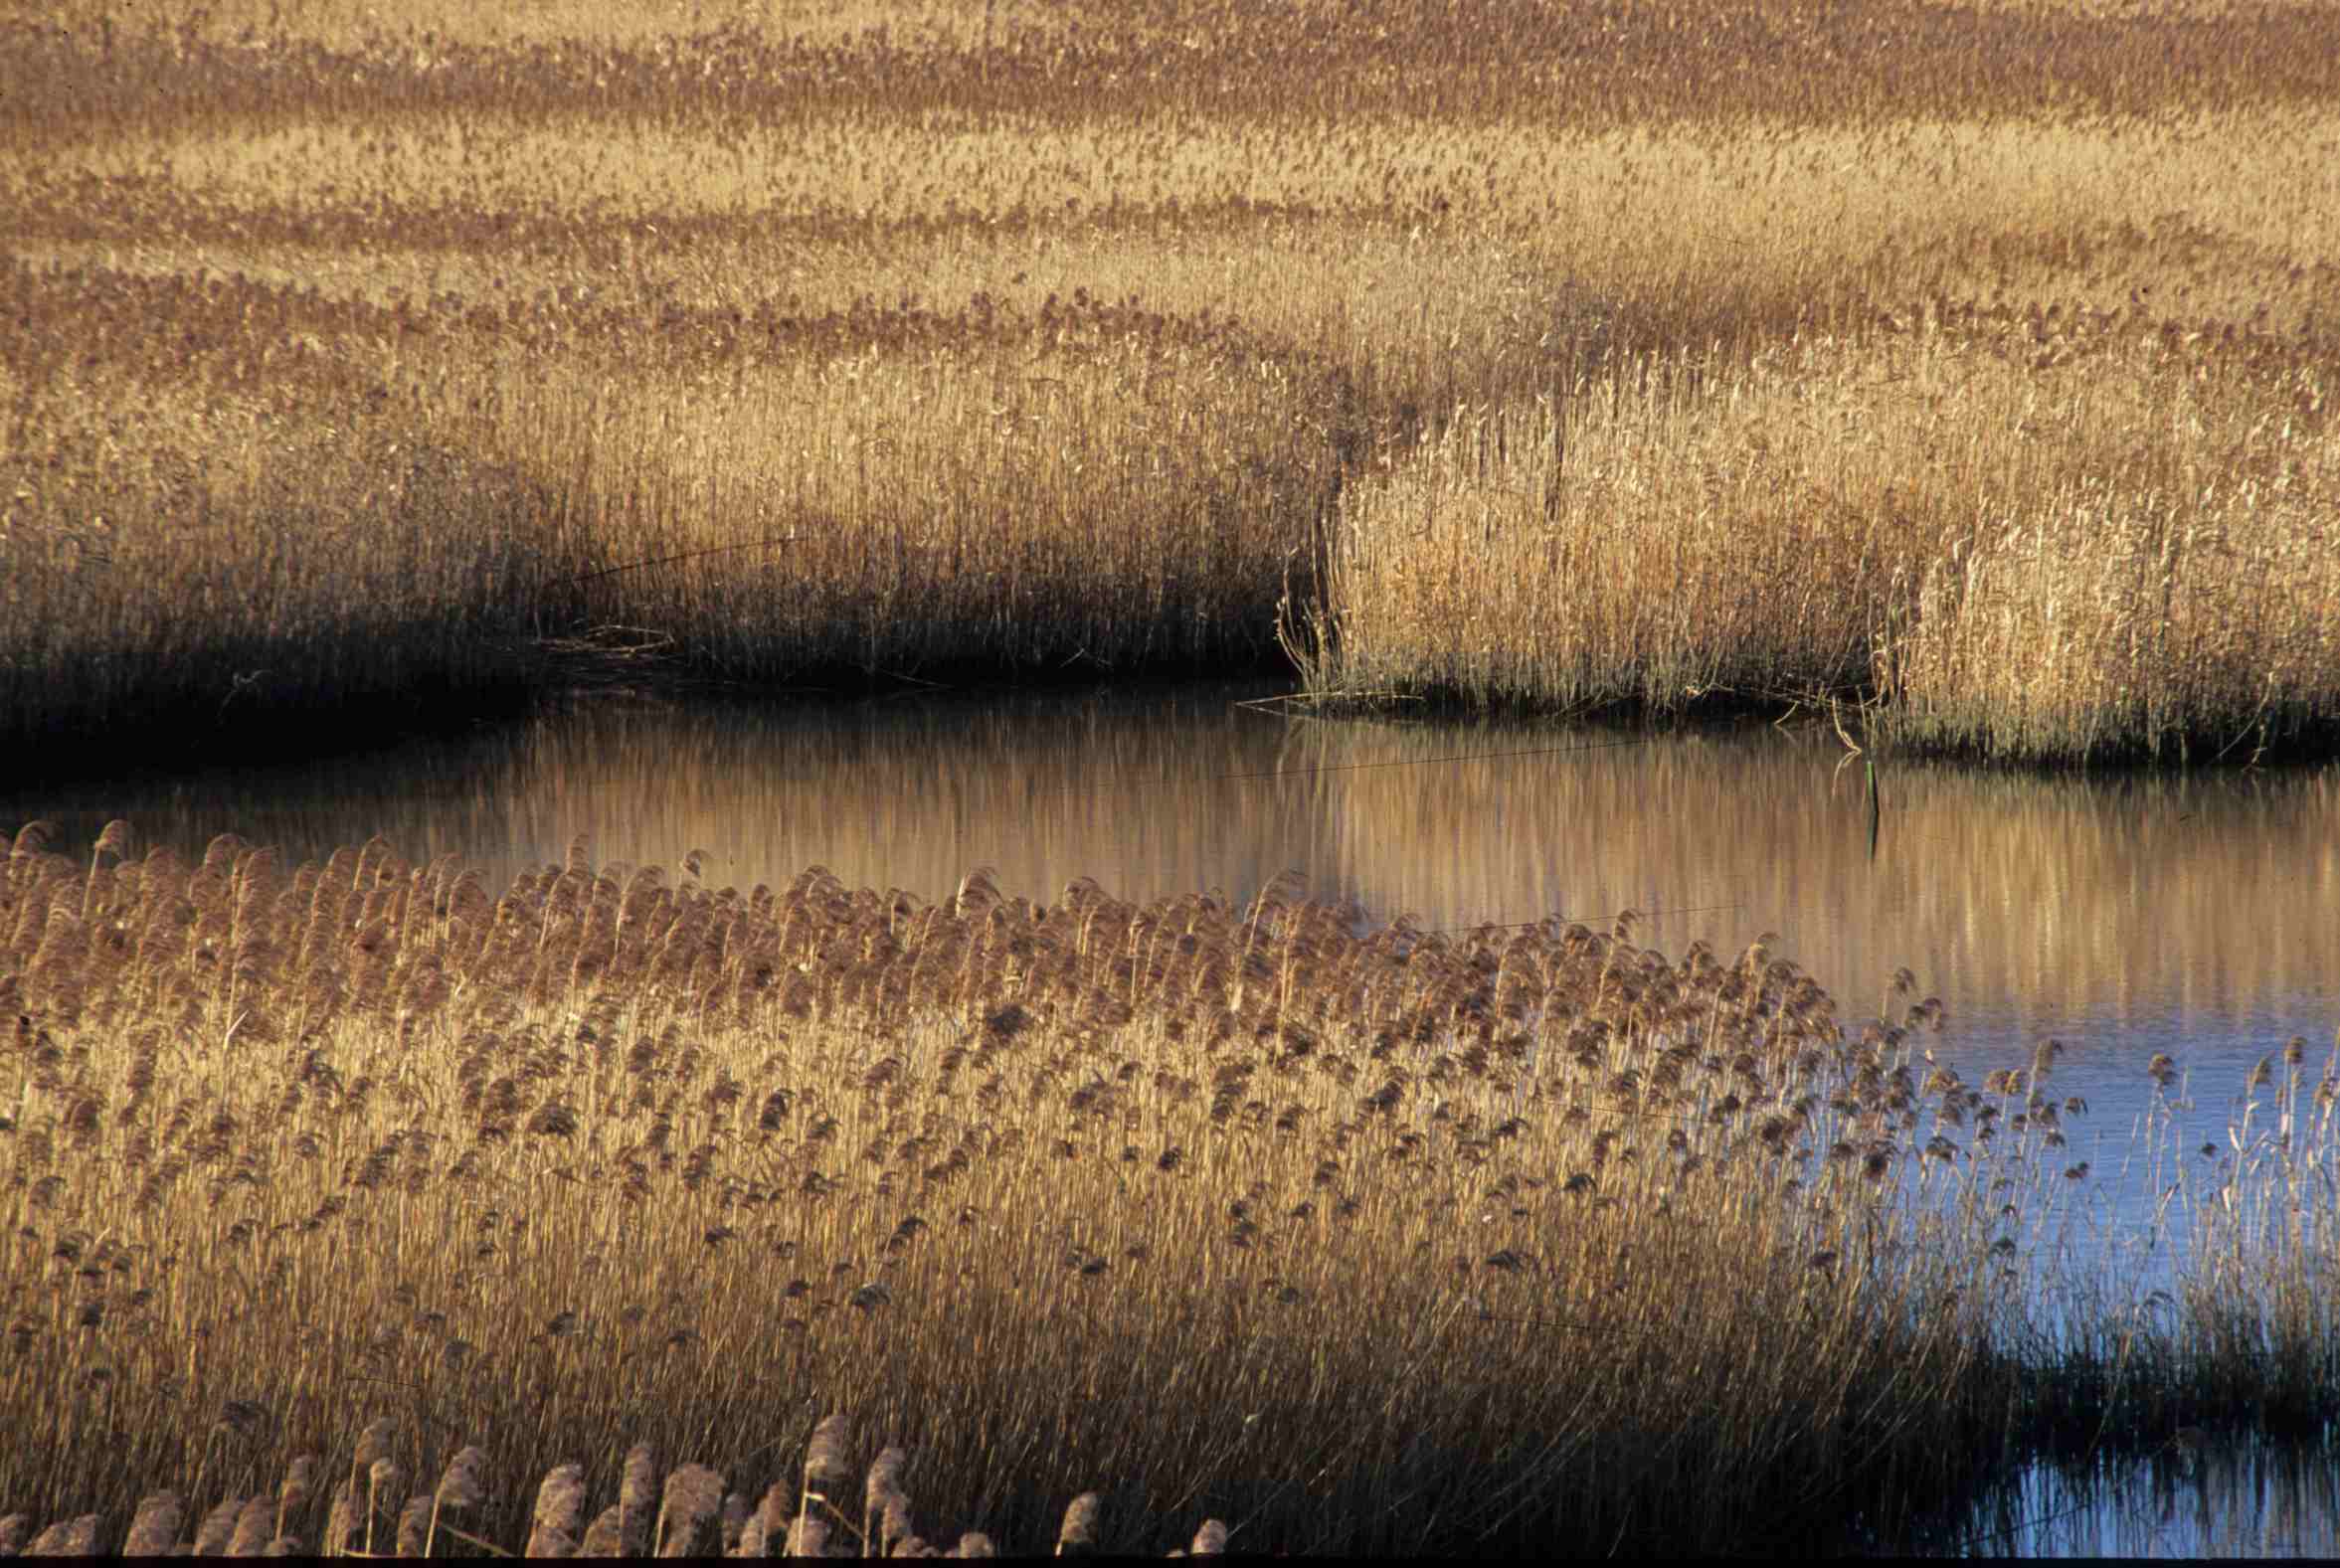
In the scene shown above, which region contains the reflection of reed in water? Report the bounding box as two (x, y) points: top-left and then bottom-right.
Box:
(1299, 716), (2338, 1039)
(485, 688), (1350, 912)
(10, 693), (2329, 1059)
(1979, 1420), (2340, 1558)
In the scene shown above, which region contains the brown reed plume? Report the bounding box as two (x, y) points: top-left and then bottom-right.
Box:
(5, 820), (2332, 1550)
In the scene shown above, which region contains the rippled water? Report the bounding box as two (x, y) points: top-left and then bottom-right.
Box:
(9, 681), (2336, 1552)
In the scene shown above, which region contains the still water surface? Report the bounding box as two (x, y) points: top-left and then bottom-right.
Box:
(9, 682), (2336, 1553)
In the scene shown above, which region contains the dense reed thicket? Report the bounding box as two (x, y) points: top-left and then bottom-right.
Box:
(3, 0), (2337, 767)
(1317, 306), (2339, 762)
(3, 820), (2335, 1552)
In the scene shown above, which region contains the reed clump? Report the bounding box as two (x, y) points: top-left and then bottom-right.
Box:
(1, 261), (1345, 756)
(0, 1425), (1205, 1557)
(6, 2), (2338, 768)
(4, 820), (2335, 1552)
(1307, 298), (2339, 763)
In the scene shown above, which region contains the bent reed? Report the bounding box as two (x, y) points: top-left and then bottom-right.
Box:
(5, 1), (2339, 768)
(4, 821), (2336, 1553)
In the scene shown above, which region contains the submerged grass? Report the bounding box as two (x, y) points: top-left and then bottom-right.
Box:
(4, 2), (2339, 767)
(1, 821), (2334, 1553)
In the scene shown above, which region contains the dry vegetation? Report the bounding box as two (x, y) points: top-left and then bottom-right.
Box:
(3, 0), (2337, 768)
(1317, 297), (2339, 762)
(2, 819), (2336, 1553)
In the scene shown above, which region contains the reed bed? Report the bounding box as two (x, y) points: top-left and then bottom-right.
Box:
(5, 2), (2339, 768)
(1306, 300), (2340, 762)
(3, 820), (2335, 1552)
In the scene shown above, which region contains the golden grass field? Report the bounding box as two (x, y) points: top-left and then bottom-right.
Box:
(2, 818), (2336, 1553)
(3, 0), (2336, 767)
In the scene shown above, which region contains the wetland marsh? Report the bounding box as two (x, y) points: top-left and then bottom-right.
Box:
(4, 692), (2337, 1554)
(5, 0), (2338, 1553)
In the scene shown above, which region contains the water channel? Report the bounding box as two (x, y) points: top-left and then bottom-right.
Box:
(8, 681), (2336, 1554)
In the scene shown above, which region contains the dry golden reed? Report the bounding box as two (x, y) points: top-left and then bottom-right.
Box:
(4, 2), (2336, 768)
(1306, 298), (2338, 762)
(3, 818), (2333, 1551)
